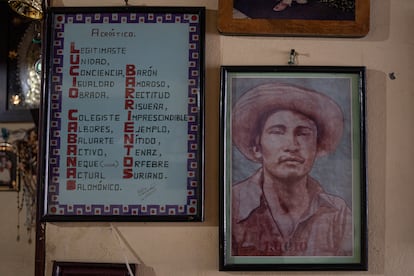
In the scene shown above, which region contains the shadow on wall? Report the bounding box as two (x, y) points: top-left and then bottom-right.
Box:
(365, 0), (390, 41)
(366, 69), (387, 274)
(138, 265), (156, 276)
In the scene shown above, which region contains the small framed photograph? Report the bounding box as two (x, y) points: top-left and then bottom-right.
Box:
(52, 261), (135, 276)
(219, 66), (367, 270)
(40, 6), (205, 222)
(0, 142), (19, 191)
(217, 0), (370, 37)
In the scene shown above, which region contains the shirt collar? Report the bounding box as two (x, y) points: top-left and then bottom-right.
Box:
(235, 168), (330, 222)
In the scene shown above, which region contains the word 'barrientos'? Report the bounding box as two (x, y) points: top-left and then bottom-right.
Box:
(123, 64), (136, 179)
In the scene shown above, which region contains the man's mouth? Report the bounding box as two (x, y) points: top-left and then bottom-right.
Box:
(279, 156), (305, 164)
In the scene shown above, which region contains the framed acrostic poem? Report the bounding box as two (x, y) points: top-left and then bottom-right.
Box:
(217, 0), (370, 37)
(52, 261), (135, 276)
(40, 6), (205, 221)
(219, 66), (367, 270)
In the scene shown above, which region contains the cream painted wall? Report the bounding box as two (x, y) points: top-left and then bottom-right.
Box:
(0, 191), (36, 275)
(0, 123), (36, 276)
(2, 0), (414, 275)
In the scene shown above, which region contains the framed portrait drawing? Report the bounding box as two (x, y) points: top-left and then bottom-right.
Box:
(219, 66), (367, 270)
(217, 0), (370, 37)
(39, 6), (205, 222)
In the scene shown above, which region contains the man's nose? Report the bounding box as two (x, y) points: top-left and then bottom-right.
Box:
(284, 134), (300, 151)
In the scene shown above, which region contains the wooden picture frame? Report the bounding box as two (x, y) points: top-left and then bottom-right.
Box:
(219, 66), (367, 270)
(39, 6), (205, 222)
(217, 0), (370, 37)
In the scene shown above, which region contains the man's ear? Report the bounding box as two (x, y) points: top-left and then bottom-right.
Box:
(252, 135), (263, 160)
(253, 145), (263, 160)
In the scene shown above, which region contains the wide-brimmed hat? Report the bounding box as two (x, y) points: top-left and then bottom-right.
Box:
(232, 82), (344, 162)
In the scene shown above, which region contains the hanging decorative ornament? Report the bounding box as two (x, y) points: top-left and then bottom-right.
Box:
(6, 0), (43, 111)
(8, 0), (43, 20)
(14, 20), (42, 109)
(15, 128), (38, 243)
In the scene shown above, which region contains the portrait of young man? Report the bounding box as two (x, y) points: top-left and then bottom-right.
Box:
(230, 78), (354, 257)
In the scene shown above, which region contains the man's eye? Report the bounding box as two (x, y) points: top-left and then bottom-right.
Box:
(297, 129), (313, 136)
(268, 128), (284, 134)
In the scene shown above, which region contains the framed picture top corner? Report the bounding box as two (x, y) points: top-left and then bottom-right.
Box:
(217, 0), (370, 37)
(40, 6), (205, 222)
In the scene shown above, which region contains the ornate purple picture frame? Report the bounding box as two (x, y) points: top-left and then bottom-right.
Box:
(40, 6), (205, 221)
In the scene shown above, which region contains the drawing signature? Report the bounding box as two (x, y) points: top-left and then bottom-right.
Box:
(137, 185), (157, 201)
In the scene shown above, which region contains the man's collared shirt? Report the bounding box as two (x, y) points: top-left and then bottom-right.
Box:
(232, 168), (353, 256)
